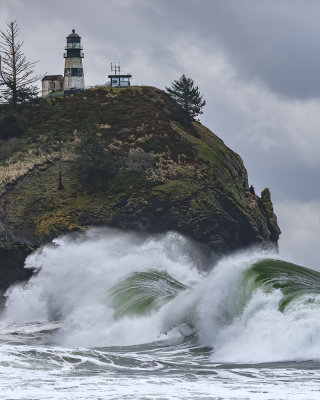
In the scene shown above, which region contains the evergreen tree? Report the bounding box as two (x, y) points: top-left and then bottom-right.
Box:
(0, 20), (41, 105)
(166, 74), (206, 120)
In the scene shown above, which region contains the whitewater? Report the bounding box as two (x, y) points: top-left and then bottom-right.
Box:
(1, 228), (320, 399)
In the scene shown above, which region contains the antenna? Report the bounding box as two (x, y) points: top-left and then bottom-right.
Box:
(110, 61), (121, 75)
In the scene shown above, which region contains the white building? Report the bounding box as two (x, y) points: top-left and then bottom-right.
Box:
(108, 62), (132, 88)
(41, 75), (63, 97)
(108, 74), (132, 88)
(63, 29), (85, 91)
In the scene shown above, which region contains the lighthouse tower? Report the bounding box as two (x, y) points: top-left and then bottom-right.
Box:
(63, 29), (85, 91)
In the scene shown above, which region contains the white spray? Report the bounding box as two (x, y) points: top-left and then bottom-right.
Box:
(3, 228), (320, 363)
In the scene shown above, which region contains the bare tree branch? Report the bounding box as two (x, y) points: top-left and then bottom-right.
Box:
(0, 20), (43, 105)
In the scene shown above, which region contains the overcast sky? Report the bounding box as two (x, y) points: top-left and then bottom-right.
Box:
(1, 0), (319, 268)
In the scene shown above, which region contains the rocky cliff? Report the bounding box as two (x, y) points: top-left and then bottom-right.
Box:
(0, 86), (280, 290)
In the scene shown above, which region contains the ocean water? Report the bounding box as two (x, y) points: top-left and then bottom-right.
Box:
(1, 228), (320, 400)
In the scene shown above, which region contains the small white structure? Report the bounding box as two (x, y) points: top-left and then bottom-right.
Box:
(108, 62), (132, 88)
(108, 74), (132, 87)
(41, 75), (63, 97)
(63, 29), (85, 91)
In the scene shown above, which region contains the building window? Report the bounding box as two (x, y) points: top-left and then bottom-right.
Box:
(65, 68), (71, 76)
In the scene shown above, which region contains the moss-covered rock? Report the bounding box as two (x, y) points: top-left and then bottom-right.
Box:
(0, 86), (280, 289)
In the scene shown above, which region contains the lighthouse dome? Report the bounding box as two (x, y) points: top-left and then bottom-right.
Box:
(67, 29), (81, 38)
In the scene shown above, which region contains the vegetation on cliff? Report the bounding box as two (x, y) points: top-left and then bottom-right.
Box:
(0, 85), (280, 288)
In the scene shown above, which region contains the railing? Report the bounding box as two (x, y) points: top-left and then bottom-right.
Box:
(65, 45), (83, 50)
(63, 52), (84, 58)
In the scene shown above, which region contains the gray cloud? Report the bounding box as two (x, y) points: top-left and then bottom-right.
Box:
(277, 200), (320, 269)
(153, 0), (320, 99)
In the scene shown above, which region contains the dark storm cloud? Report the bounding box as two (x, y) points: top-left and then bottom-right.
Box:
(151, 0), (320, 99)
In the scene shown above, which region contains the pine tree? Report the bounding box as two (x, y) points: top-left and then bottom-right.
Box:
(166, 74), (206, 120)
(0, 20), (41, 105)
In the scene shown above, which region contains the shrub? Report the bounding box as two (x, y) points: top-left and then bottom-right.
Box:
(0, 114), (25, 140)
(125, 149), (155, 172)
(0, 137), (21, 160)
(75, 127), (118, 188)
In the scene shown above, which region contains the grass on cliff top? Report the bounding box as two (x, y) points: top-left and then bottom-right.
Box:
(0, 86), (238, 169)
(0, 86), (197, 162)
(19, 86), (178, 138)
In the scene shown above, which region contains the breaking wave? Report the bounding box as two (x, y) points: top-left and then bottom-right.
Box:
(1, 228), (320, 363)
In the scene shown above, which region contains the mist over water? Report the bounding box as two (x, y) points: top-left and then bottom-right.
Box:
(1, 228), (320, 399)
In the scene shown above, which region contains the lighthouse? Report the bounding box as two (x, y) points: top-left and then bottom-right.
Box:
(63, 29), (85, 91)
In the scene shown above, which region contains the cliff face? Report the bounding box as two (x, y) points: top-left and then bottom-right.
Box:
(0, 86), (280, 289)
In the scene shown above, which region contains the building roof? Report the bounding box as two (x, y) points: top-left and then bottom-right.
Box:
(108, 74), (132, 78)
(67, 29), (80, 38)
(42, 75), (63, 81)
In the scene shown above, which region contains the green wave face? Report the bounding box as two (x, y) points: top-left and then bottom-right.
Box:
(243, 259), (320, 312)
(110, 270), (188, 319)
(110, 259), (320, 325)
